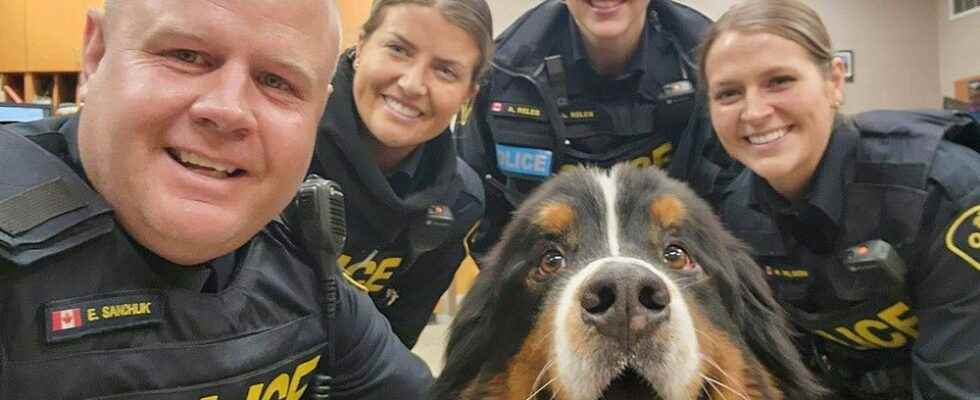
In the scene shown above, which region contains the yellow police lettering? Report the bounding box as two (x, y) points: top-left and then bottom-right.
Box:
(101, 302), (152, 319)
(815, 330), (868, 350)
(341, 257), (377, 278)
(286, 355), (320, 400)
(364, 257), (402, 292)
(87, 308), (99, 321)
(878, 302), (918, 338)
(259, 373), (290, 400)
(854, 319), (907, 348)
(817, 302), (917, 349)
(222, 355), (320, 400)
(625, 143), (674, 169)
(652, 143), (672, 167)
(833, 326), (875, 349)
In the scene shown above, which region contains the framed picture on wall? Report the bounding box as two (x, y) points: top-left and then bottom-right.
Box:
(835, 50), (854, 82)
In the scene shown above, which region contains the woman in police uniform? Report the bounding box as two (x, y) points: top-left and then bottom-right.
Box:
(303, 0), (491, 348)
(702, 0), (980, 398)
(455, 0), (739, 260)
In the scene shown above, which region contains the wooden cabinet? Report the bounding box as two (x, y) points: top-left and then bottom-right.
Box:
(25, 0), (102, 72)
(954, 75), (980, 103)
(0, 1), (370, 108)
(0, 0), (28, 72)
(0, 0), (99, 110)
(338, 0), (372, 50)
(0, 0), (100, 73)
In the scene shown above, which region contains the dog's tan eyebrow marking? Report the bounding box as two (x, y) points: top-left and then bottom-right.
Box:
(535, 202), (576, 235)
(649, 196), (686, 228)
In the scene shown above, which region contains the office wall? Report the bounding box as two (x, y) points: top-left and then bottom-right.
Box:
(490, 0), (945, 111)
(338, 0), (373, 49)
(937, 0), (980, 99)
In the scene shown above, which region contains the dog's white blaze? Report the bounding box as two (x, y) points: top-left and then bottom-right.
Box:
(597, 170), (621, 256)
(554, 256), (626, 399)
(553, 256), (701, 400)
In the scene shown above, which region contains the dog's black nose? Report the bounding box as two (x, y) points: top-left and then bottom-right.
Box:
(579, 262), (670, 342)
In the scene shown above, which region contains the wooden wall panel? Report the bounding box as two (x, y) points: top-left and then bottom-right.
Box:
(338, 0), (373, 50)
(0, 0), (28, 72)
(26, 0), (102, 72)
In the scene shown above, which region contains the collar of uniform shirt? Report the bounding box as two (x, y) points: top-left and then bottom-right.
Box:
(748, 114), (856, 229)
(384, 145), (425, 197)
(59, 115), (89, 184)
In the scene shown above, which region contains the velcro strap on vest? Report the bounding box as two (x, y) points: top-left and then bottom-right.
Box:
(0, 126), (113, 268)
(0, 178), (85, 236)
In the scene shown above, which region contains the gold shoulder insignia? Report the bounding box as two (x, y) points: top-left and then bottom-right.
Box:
(945, 205), (980, 271)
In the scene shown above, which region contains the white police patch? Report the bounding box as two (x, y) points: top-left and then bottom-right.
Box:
(496, 144), (553, 178)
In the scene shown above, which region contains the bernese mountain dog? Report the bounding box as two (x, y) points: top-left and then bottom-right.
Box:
(431, 165), (825, 400)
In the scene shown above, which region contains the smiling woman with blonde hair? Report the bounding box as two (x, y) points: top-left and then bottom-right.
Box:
(703, 1), (980, 398)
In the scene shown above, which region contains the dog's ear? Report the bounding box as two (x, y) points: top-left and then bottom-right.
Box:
(429, 265), (498, 399)
(430, 250), (538, 400)
(719, 238), (828, 399)
(680, 199), (826, 399)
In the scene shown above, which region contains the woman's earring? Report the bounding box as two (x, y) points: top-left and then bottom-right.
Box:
(353, 60), (360, 70)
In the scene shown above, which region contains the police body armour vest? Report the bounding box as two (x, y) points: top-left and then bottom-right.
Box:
(0, 125), (329, 400)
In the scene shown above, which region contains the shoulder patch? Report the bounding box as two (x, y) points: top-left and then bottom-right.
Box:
(945, 204), (980, 271)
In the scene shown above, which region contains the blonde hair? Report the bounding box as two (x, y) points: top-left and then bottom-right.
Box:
(360, 0), (494, 82)
(698, 0), (834, 85)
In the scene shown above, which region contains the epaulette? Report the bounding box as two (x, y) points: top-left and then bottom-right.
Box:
(0, 124), (113, 269)
(455, 157), (485, 209)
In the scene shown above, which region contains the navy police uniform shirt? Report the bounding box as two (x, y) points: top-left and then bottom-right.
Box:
(306, 52), (485, 349)
(720, 114), (980, 399)
(455, 0), (735, 259)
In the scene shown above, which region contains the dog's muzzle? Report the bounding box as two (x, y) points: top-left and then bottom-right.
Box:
(579, 261), (671, 345)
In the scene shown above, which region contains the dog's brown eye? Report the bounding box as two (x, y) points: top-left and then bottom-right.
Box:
(663, 245), (693, 270)
(539, 249), (566, 275)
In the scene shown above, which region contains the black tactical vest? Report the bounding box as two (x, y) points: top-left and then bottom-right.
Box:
(722, 110), (980, 397)
(0, 123), (330, 399)
(476, 0), (723, 206)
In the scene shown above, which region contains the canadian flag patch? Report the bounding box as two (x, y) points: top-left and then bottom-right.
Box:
(51, 308), (83, 331)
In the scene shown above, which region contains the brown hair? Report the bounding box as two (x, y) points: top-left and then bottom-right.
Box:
(361, 0), (494, 82)
(697, 0), (834, 85)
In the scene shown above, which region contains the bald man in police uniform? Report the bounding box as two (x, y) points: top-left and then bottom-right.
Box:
(0, 1), (430, 398)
